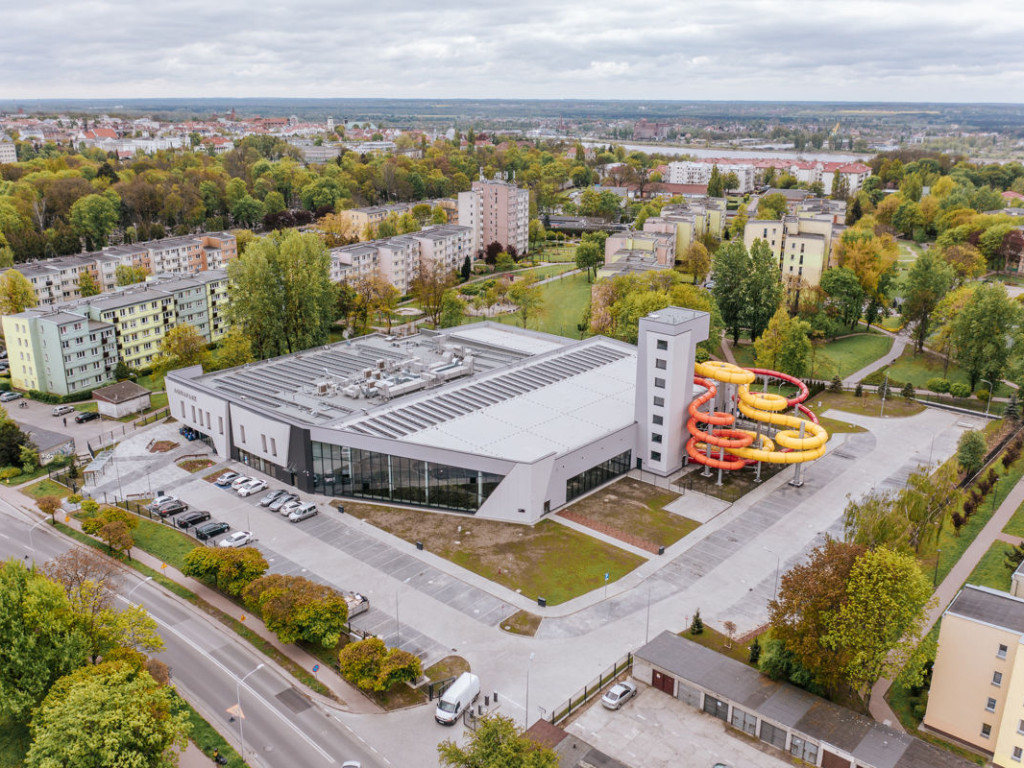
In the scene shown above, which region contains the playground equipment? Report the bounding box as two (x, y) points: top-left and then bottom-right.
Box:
(686, 361), (828, 485)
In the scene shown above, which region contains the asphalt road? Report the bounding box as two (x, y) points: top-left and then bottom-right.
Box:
(0, 502), (388, 768)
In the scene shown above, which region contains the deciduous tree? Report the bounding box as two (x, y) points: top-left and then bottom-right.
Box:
(0, 269), (38, 317)
(950, 283), (1021, 389)
(711, 241), (750, 344)
(438, 714), (558, 768)
(182, 547), (268, 597)
(743, 239), (785, 342)
(901, 252), (955, 352)
(243, 573), (350, 647)
(756, 192), (788, 220)
(115, 264), (149, 287)
(76, 271), (100, 297)
(413, 261), (458, 325)
(957, 430), (987, 475)
(677, 242), (710, 284)
(155, 323), (209, 376)
(507, 275), (544, 329)
(574, 240), (603, 281)
(69, 193), (119, 250)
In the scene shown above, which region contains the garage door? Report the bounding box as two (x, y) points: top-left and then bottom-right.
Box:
(702, 694), (729, 722)
(652, 669), (675, 695)
(676, 681), (701, 709)
(821, 749), (851, 768)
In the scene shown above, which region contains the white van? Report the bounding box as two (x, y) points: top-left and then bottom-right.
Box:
(434, 672), (480, 725)
(52, 404), (75, 417)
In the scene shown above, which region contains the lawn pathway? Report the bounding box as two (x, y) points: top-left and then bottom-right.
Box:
(842, 332), (907, 387)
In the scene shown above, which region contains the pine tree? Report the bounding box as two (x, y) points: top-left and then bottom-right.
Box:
(690, 608), (704, 635)
(749, 635), (762, 665)
(1006, 394), (1020, 422)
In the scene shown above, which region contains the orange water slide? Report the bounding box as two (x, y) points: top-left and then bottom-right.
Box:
(685, 376), (753, 469)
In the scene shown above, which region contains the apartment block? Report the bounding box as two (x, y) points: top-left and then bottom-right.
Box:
(0, 138), (16, 164)
(331, 225), (472, 294)
(599, 231), (677, 278)
(924, 585), (1024, 767)
(643, 199), (727, 253)
(458, 178), (530, 256)
(2, 270), (229, 393)
(744, 214), (836, 289)
(667, 161), (756, 193)
(6, 231), (237, 306)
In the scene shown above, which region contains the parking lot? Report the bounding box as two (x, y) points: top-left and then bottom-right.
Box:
(567, 681), (790, 768)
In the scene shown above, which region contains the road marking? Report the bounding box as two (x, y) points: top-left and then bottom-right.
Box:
(119, 593), (336, 764)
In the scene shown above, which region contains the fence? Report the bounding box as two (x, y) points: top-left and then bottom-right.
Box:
(549, 652), (632, 726)
(134, 407), (169, 427)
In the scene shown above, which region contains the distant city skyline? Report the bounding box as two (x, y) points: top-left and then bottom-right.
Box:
(3, 1), (1023, 103)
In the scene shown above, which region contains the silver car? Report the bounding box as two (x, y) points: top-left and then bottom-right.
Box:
(601, 681), (637, 710)
(259, 489), (286, 507)
(288, 503), (318, 523)
(269, 493), (297, 512)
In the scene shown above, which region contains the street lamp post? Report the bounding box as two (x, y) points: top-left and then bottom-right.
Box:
(524, 652), (535, 730)
(126, 576), (153, 602)
(981, 379), (994, 417)
(236, 663), (265, 759)
(644, 582), (653, 645)
(762, 546), (781, 601)
(879, 374), (889, 418)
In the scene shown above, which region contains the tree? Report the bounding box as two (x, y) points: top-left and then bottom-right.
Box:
(99, 520), (134, 560)
(823, 548), (934, 706)
(756, 193), (788, 220)
(723, 620), (736, 649)
(690, 608), (704, 635)
(507, 275), (544, 329)
(337, 636), (422, 692)
(438, 714), (559, 768)
(25, 661), (190, 768)
(154, 323), (209, 376)
(0, 269), (38, 317)
(819, 267), (864, 331)
(115, 264), (149, 287)
(574, 240), (603, 282)
(439, 290), (466, 329)
(231, 194), (264, 228)
(712, 241), (750, 344)
(182, 547), (268, 597)
(243, 573), (350, 647)
(227, 230), (337, 358)
(36, 495), (62, 524)
(0, 560), (89, 722)
(950, 283), (1021, 389)
(214, 325), (255, 369)
(677, 242), (710, 284)
(743, 239), (785, 342)
(76, 271), (100, 297)
(0, 417), (30, 468)
(44, 548), (121, 602)
(836, 222), (899, 326)
(69, 193), (119, 250)
(958, 430), (987, 476)
(901, 252), (955, 352)
(413, 262), (459, 326)
(749, 635), (762, 664)
(461, 255), (471, 281)
(707, 165), (723, 198)
(351, 272), (400, 334)
(768, 539), (864, 696)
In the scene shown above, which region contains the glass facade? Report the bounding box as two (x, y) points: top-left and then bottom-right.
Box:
(311, 442), (503, 513)
(565, 450), (632, 503)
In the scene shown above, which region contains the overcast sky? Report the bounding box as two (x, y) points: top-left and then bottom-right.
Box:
(3, 0), (1023, 102)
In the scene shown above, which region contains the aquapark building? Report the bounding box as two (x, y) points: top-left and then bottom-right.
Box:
(167, 308), (827, 524)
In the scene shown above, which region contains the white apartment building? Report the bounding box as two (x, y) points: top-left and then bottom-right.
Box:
(0, 137), (16, 164)
(458, 178), (530, 256)
(332, 225), (472, 294)
(667, 161), (756, 193)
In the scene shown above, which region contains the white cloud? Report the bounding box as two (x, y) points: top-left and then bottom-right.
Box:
(1, 0), (1023, 101)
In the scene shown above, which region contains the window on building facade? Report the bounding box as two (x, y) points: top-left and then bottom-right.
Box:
(987, 698), (998, 712)
(995, 672), (1004, 687)
(1000, 644), (1009, 660)
(656, 339), (668, 351)
(1014, 746), (1023, 762)
(982, 724), (992, 739)
(650, 451), (661, 462)
(653, 414), (663, 425)
(653, 396), (665, 407)
(654, 377), (665, 389)
(655, 359), (667, 370)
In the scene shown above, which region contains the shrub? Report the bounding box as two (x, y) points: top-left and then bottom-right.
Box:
(926, 378), (950, 394)
(829, 376), (843, 394)
(950, 383), (972, 399)
(690, 608), (704, 635)
(975, 389), (991, 403)
(854, 383), (863, 398)
(901, 382), (916, 400)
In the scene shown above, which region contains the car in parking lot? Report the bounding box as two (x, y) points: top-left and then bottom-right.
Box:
(601, 681), (638, 710)
(288, 503), (318, 523)
(0, 391), (23, 402)
(75, 411), (100, 423)
(230, 475), (253, 491)
(175, 510), (211, 529)
(237, 479), (267, 497)
(194, 521), (230, 541)
(259, 489), (286, 507)
(147, 494), (177, 512)
(52, 404), (76, 417)
(268, 493), (297, 512)
(280, 498), (303, 517)
(214, 471), (240, 487)
(218, 531), (255, 548)
(154, 500), (189, 517)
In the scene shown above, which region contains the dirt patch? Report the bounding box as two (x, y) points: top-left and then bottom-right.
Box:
(149, 441), (179, 453)
(423, 655), (471, 683)
(500, 610), (542, 637)
(177, 458), (215, 473)
(339, 500), (644, 605)
(560, 477), (697, 550)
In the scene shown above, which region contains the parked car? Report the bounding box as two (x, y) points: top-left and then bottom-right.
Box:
(237, 478), (267, 497)
(218, 531), (255, 548)
(52, 404), (75, 417)
(230, 475), (253, 491)
(280, 498), (303, 517)
(600, 681), (637, 710)
(75, 411), (100, 423)
(175, 510), (211, 529)
(147, 494), (177, 511)
(194, 521), (230, 541)
(288, 503), (318, 523)
(0, 391), (23, 402)
(258, 489), (286, 507)
(214, 471), (240, 487)
(155, 500), (189, 517)
(269, 493), (297, 512)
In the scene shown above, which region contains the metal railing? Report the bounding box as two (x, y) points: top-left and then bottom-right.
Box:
(549, 652), (632, 726)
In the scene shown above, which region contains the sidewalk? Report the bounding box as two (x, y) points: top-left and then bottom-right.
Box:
(869, 473), (1024, 728)
(842, 332), (907, 387)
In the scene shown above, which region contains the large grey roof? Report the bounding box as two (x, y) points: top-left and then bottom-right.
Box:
(636, 632), (975, 768)
(946, 585), (1024, 634)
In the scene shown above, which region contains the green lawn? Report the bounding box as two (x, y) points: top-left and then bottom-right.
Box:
(880, 316), (904, 332)
(492, 271), (594, 338)
(22, 478), (72, 499)
(130, 517), (200, 571)
(1002, 493), (1024, 538)
(966, 541), (1016, 591)
(513, 263), (576, 280)
(2, 463), (53, 486)
(533, 244), (578, 263)
(810, 334), (893, 380)
(878, 346), (1008, 395)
